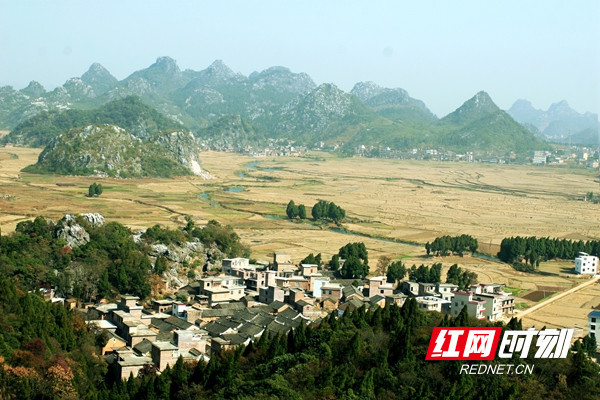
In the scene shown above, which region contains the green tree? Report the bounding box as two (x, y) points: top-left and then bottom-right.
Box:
(155, 256), (168, 275)
(582, 334), (597, 357)
(298, 204), (307, 219)
(386, 261), (406, 283)
(446, 264), (478, 289)
(341, 256), (365, 279)
(338, 243), (369, 278)
(95, 183), (103, 196)
(301, 253), (321, 265)
(97, 268), (110, 298)
(329, 254), (340, 270)
(88, 183), (97, 197)
(311, 201), (323, 220)
(286, 200), (299, 219)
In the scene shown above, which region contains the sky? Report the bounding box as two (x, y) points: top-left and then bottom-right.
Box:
(0, 1), (598, 117)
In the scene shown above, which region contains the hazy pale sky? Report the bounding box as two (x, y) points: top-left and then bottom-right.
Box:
(1, 1), (598, 117)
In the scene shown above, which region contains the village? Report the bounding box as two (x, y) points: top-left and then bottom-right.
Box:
(78, 251), (527, 380)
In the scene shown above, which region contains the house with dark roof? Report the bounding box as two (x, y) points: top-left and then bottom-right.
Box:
(211, 334), (251, 353)
(101, 331), (127, 355)
(133, 338), (154, 357)
(342, 285), (364, 302)
(385, 293), (407, 307)
(339, 298), (368, 314)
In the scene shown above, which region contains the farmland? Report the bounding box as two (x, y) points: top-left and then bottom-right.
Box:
(1, 146), (599, 328)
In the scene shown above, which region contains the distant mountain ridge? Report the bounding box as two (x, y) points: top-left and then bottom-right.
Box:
(438, 92), (546, 153)
(0, 56), (553, 155)
(508, 99), (599, 145)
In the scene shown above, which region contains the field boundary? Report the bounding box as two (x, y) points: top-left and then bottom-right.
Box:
(508, 276), (599, 322)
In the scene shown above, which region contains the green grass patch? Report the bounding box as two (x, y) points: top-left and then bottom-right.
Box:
(105, 186), (135, 193)
(504, 286), (526, 296)
(515, 302), (530, 310)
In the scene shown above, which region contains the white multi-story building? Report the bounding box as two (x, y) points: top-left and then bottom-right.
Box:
(451, 291), (486, 320)
(588, 310), (600, 343)
(575, 252), (599, 275)
(452, 288), (514, 321)
(416, 296), (451, 313)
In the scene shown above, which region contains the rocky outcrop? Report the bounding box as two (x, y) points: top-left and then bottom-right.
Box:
(80, 213), (105, 227)
(81, 63), (119, 94)
(146, 237), (224, 289)
(26, 124), (193, 178)
(54, 214), (90, 248)
(151, 131), (213, 179)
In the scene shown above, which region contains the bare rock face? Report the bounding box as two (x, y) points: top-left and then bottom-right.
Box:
(151, 131), (213, 179)
(54, 214), (90, 248)
(150, 241), (206, 264)
(145, 238), (226, 289)
(80, 213), (105, 227)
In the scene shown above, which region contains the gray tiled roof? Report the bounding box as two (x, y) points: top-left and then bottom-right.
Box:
(278, 308), (299, 319)
(133, 339), (153, 355)
(231, 310), (257, 322)
(267, 321), (291, 335)
(215, 302), (246, 310)
(198, 308), (236, 318)
(165, 316), (193, 330)
(238, 323), (264, 337)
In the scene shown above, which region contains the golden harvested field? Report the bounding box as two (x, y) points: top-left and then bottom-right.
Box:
(521, 282), (600, 330)
(1, 147), (599, 328)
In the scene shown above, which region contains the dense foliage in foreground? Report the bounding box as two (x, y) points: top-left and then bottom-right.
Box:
(0, 278), (599, 399)
(0, 277), (106, 399)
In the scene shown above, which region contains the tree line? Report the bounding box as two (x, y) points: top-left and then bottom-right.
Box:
(286, 200), (346, 223)
(285, 200), (307, 219)
(498, 236), (600, 266)
(408, 263), (442, 283)
(425, 234), (478, 256)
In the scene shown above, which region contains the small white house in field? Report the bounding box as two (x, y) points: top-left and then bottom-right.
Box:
(574, 252), (599, 275)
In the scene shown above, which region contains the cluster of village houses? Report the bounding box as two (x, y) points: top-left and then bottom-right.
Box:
(82, 252), (520, 379)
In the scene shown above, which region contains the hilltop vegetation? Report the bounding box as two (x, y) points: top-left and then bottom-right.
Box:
(22, 124), (193, 178)
(3, 95), (209, 178)
(0, 215), (248, 301)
